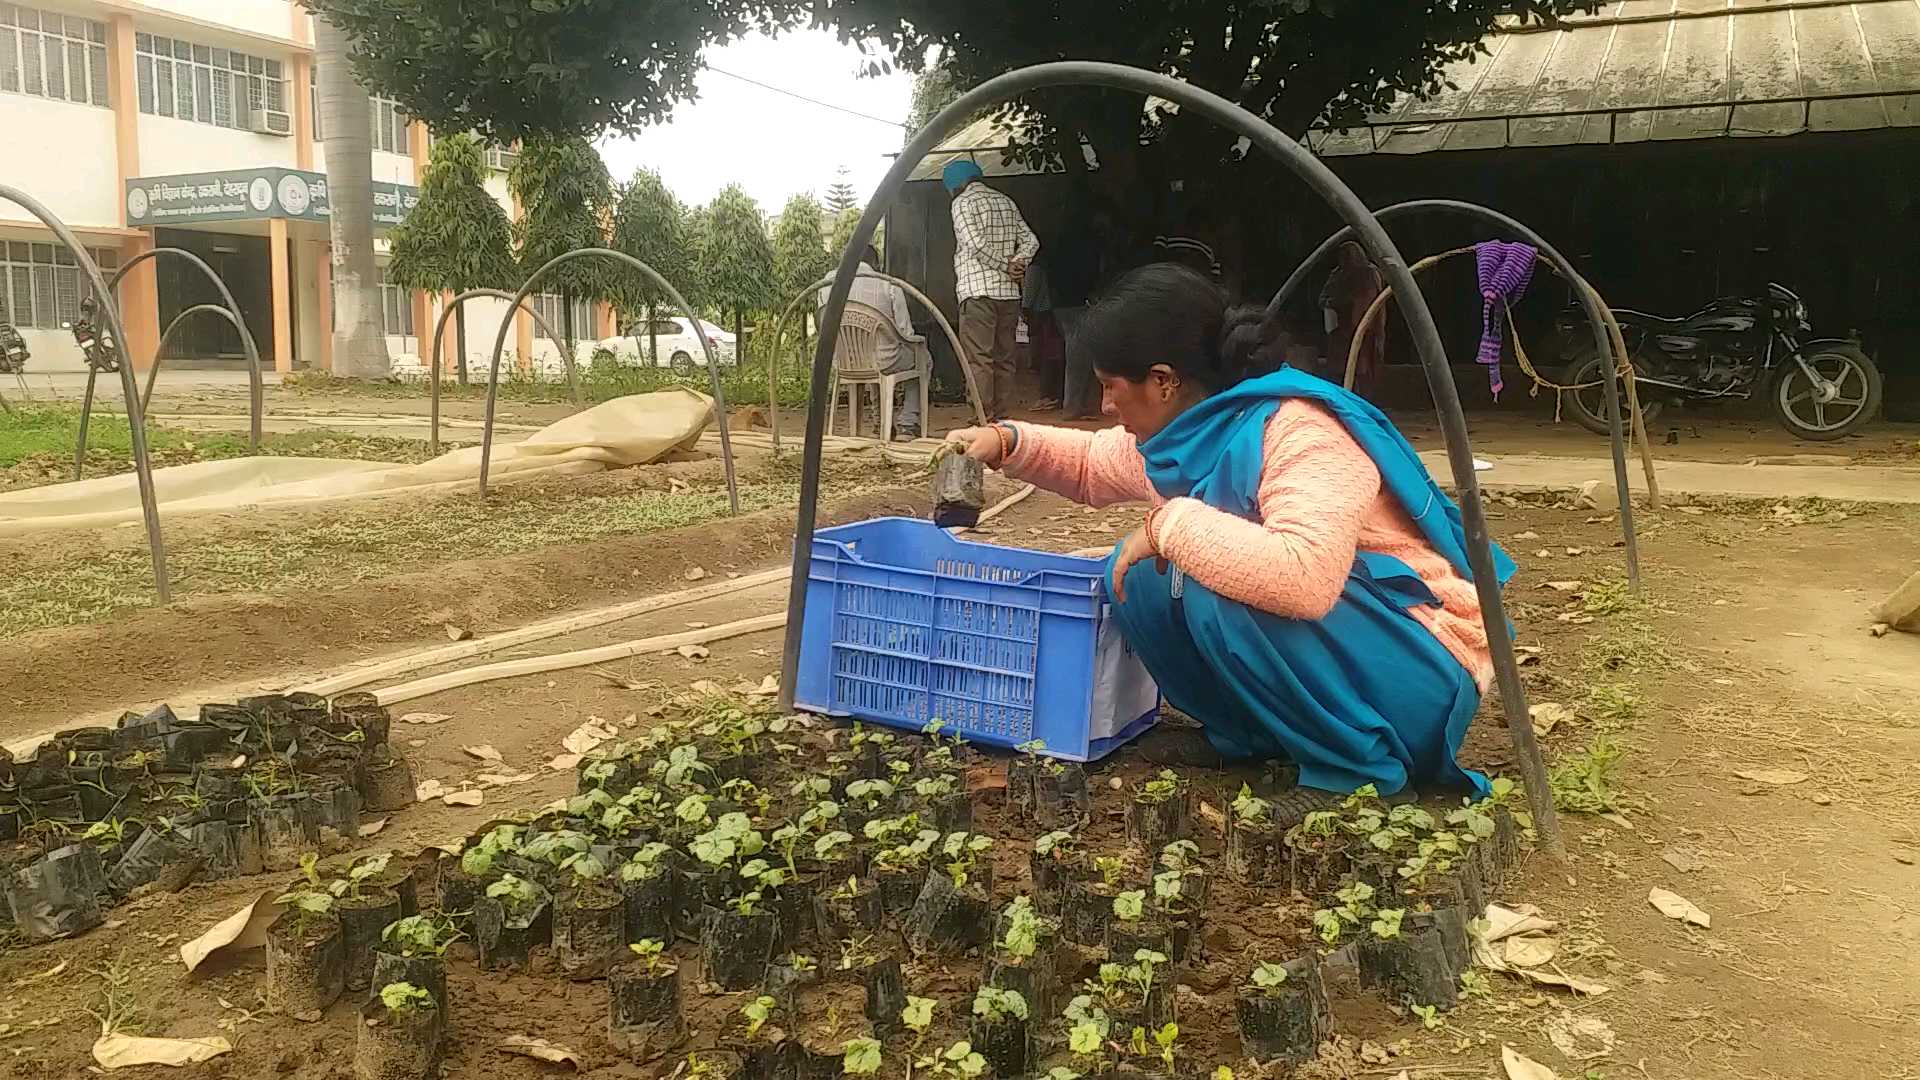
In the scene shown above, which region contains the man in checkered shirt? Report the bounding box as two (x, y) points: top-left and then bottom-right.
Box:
(944, 160), (1039, 419)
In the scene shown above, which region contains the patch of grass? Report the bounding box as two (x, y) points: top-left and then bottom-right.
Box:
(1548, 734), (1625, 814)
(1581, 618), (1662, 678)
(0, 478), (811, 637)
(1583, 683), (1640, 729)
(0, 405), (451, 491)
(286, 352), (820, 410)
(1579, 578), (1638, 616)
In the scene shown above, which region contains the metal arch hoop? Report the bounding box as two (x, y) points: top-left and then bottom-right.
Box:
(426, 288), (576, 457)
(74, 246), (266, 478)
(1266, 198), (1640, 591)
(144, 304), (252, 414)
(780, 60), (1565, 854)
(0, 183), (169, 603)
(766, 270), (984, 450)
(481, 247), (739, 512)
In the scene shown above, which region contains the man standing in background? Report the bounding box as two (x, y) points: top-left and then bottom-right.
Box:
(944, 160), (1039, 420)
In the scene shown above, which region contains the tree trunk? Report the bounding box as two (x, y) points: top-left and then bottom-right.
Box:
(454, 304), (468, 385)
(647, 303), (658, 366)
(733, 310), (743, 365)
(315, 17), (389, 380)
(563, 289), (576, 377)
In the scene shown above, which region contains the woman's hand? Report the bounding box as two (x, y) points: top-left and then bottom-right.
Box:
(1109, 526), (1167, 603)
(945, 426), (1006, 469)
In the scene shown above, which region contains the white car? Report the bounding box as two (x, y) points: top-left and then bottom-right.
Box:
(582, 316), (738, 371)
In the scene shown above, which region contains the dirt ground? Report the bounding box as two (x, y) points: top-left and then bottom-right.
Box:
(0, 453), (1917, 1078)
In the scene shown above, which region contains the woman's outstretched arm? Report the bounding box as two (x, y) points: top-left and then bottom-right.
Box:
(950, 422), (1155, 508)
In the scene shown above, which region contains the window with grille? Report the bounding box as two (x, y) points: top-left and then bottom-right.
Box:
(378, 271), (414, 337)
(0, 5), (108, 106)
(531, 294), (595, 341)
(135, 31), (285, 128)
(310, 64), (410, 152)
(0, 243), (119, 330)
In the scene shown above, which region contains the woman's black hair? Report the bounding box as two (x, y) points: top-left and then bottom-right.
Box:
(1069, 262), (1284, 392)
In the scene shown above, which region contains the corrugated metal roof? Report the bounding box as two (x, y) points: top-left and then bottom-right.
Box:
(1311, 0), (1920, 156)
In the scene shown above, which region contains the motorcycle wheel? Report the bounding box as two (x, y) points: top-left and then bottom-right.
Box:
(1560, 353), (1663, 437)
(1771, 345), (1881, 441)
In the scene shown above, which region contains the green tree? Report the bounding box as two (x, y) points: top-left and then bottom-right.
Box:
(611, 168), (693, 366)
(509, 135), (615, 361)
(772, 194), (834, 307)
(300, 0), (805, 141)
(826, 207), (870, 268)
(904, 65), (961, 141)
(824, 167), (858, 215)
(694, 184), (776, 359)
(386, 133), (520, 384)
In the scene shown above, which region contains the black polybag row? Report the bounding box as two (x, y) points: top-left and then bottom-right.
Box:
(1, 694), (391, 942)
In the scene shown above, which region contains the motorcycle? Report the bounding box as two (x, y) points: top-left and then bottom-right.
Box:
(1557, 283), (1882, 441)
(64, 295), (122, 374)
(0, 321), (27, 375)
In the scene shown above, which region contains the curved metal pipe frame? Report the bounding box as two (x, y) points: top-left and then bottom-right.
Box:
(74, 246), (265, 478)
(144, 304), (251, 416)
(766, 270), (984, 450)
(482, 248), (738, 511)
(0, 183), (169, 603)
(779, 62), (1565, 854)
(426, 288), (574, 457)
(1267, 198), (1639, 591)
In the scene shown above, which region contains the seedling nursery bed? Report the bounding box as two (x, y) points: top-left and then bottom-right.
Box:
(0, 689), (1532, 1079)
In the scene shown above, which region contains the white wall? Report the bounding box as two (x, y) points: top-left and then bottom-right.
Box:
(136, 115), (300, 175)
(310, 143), (419, 185)
(131, 0), (296, 44)
(5, 97), (119, 227)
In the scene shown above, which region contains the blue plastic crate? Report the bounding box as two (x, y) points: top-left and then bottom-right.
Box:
(793, 517), (1160, 761)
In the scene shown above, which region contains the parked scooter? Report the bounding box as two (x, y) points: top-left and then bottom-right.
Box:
(64, 295), (121, 373)
(0, 321), (27, 374)
(1558, 282), (1881, 441)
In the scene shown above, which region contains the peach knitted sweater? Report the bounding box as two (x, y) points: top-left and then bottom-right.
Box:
(1005, 402), (1493, 688)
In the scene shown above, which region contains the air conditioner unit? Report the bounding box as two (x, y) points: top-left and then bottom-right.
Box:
(486, 147), (519, 171)
(246, 107), (293, 136)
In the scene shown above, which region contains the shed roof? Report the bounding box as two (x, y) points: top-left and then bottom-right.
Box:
(1311, 0), (1920, 156)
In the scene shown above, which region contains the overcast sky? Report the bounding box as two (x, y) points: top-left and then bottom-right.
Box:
(596, 30), (916, 216)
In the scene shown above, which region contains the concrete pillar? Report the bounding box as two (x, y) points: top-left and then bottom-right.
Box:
(106, 13), (157, 370)
(411, 290), (430, 360)
(291, 55), (315, 171)
(118, 234), (159, 374)
(269, 219), (293, 373)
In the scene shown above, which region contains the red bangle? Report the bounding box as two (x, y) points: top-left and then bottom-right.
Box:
(1143, 505), (1165, 554)
(995, 423), (1017, 465)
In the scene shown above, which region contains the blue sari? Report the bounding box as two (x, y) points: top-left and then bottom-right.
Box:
(1108, 369), (1515, 795)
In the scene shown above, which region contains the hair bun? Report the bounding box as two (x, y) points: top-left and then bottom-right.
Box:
(1217, 304), (1283, 382)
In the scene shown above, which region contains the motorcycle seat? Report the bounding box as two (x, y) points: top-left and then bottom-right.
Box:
(1614, 308), (1689, 324)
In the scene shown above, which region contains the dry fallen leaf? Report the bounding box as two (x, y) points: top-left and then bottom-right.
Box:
(414, 779), (447, 802)
(1504, 936), (1558, 968)
(1870, 622), (1891, 638)
(399, 712), (452, 726)
(1545, 1013), (1616, 1061)
(1515, 645), (1543, 667)
(677, 644), (711, 661)
(93, 1033), (232, 1069)
(1514, 531), (1540, 540)
(684, 567), (708, 582)
(546, 754), (583, 772)
(1649, 887), (1712, 928)
(1481, 904), (1558, 943)
(1659, 848), (1703, 874)
(444, 623), (472, 642)
(462, 744), (503, 763)
(501, 1036), (581, 1068)
(1734, 768), (1808, 786)
(443, 789), (484, 808)
(1502, 1045), (1560, 1080)
(357, 819), (388, 838)
(179, 891), (279, 973)
(688, 679), (722, 695)
(561, 720), (619, 756)
(476, 772), (537, 788)
(1529, 703), (1573, 736)
(1544, 580), (1584, 592)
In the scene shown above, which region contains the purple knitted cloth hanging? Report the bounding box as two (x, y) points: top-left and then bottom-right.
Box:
(1475, 240), (1539, 399)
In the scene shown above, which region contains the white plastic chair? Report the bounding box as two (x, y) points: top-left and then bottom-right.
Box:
(827, 301), (929, 440)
